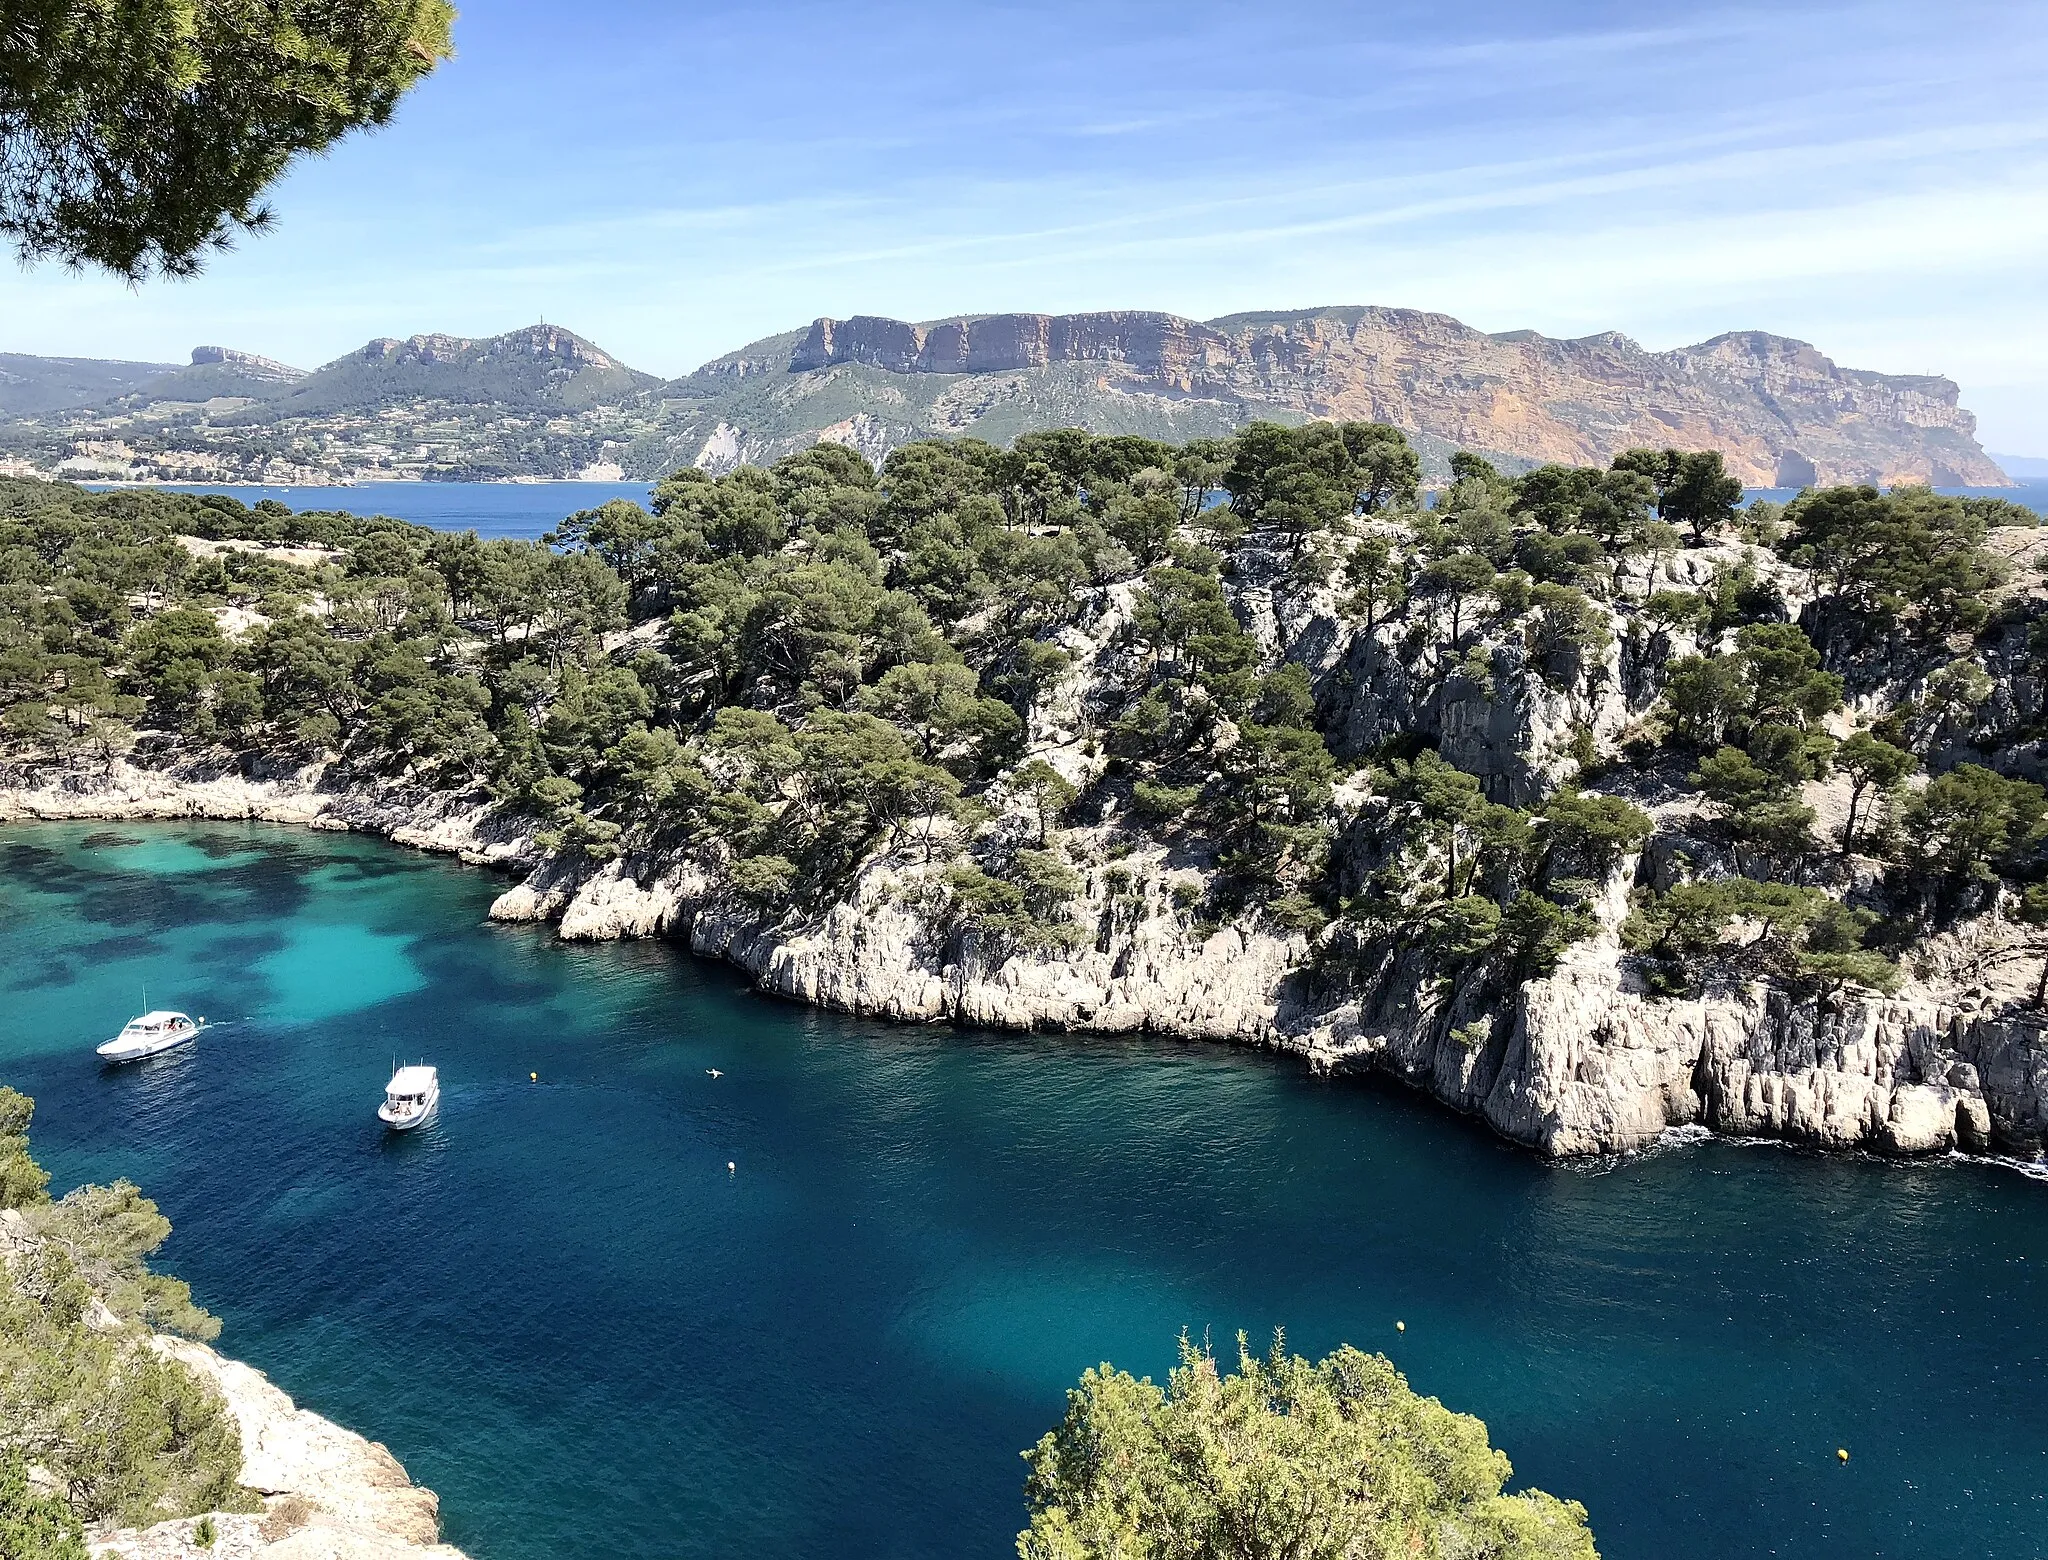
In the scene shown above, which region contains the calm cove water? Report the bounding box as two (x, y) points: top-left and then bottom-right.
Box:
(3, 822), (2046, 1560)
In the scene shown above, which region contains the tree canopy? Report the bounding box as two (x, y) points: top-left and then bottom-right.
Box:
(5, 418), (2041, 1038)
(0, 1090), (249, 1530)
(1020, 1333), (1597, 1560)
(1, 0), (455, 277)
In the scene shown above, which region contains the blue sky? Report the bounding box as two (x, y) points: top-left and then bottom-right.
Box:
(8, 0), (2047, 452)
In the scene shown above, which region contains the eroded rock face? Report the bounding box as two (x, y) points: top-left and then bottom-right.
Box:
(785, 307), (2004, 487)
(522, 854), (1302, 1041)
(1302, 917), (2048, 1159)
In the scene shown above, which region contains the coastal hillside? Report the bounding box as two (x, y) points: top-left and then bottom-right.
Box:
(2, 427), (2045, 1161)
(0, 1089), (467, 1560)
(0, 309), (2008, 488)
(0, 327), (662, 485)
(0, 354), (184, 418)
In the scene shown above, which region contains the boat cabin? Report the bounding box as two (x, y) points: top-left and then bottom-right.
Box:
(385, 1065), (437, 1103)
(123, 1011), (193, 1035)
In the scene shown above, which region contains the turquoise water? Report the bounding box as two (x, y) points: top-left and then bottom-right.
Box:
(3, 823), (2047, 1559)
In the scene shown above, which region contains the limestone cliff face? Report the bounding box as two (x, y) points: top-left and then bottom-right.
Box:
(790, 311), (1232, 382)
(187, 347), (304, 382)
(10, 307), (2004, 484)
(493, 850), (1303, 1041)
(783, 307), (2003, 488)
(1303, 880), (2048, 1159)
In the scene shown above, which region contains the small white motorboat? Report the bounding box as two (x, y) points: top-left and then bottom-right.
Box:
(97, 1010), (205, 1063)
(378, 1065), (440, 1131)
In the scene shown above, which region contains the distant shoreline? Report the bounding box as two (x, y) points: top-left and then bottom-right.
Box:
(79, 476), (638, 489)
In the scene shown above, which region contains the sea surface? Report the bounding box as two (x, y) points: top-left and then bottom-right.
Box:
(84, 481), (656, 540)
(3, 822), (2046, 1560)
(82, 477), (2048, 540)
(1742, 480), (2048, 513)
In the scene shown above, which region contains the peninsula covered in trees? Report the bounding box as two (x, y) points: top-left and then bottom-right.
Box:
(3, 423), (2046, 1159)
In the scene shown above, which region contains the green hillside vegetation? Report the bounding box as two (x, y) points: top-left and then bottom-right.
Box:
(118, 360), (308, 409)
(0, 425), (2042, 1010)
(0, 356), (183, 418)
(0, 1089), (251, 1544)
(623, 357), (1249, 483)
(1022, 1333), (1597, 1560)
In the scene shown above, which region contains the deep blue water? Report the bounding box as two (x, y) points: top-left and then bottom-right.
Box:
(3, 822), (2047, 1560)
(1743, 480), (2048, 514)
(84, 477), (2048, 540)
(84, 482), (655, 540)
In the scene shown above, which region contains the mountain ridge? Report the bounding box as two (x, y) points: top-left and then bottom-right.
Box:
(0, 308), (2007, 487)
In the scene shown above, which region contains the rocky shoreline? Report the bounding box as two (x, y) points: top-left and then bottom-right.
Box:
(0, 1207), (463, 1560)
(7, 752), (2048, 1166)
(89, 1338), (468, 1560)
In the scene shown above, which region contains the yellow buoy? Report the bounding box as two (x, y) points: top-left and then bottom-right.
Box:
(1396, 1321), (1406, 1332)
(727, 1161), (736, 1174)
(1837, 1449), (1849, 1463)
(530, 1072), (538, 1082)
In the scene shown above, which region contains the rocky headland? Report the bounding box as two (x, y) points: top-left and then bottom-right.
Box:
(6, 441), (2046, 1170)
(0, 1207), (465, 1560)
(87, 1338), (467, 1560)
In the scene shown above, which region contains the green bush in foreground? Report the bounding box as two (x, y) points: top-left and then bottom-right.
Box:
(0, 1453), (86, 1560)
(1021, 1333), (1597, 1560)
(0, 1091), (248, 1527)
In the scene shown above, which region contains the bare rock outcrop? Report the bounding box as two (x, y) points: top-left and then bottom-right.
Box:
(0, 752), (540, 872)
(1302, 906), (2048, 1159)
(505, 852), (1301, 1041)
(783, 307), (2005, 488)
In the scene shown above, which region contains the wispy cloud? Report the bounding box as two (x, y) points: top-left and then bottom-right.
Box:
(2, 0), (2044, 447)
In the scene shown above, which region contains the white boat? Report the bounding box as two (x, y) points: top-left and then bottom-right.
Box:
(97, 1010), (205, 1063)
(378, 1065), (439, 1131)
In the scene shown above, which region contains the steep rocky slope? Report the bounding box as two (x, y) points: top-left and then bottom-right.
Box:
(727, 308), (2003, 488)
(89, 1334), (469, 1560)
